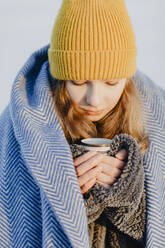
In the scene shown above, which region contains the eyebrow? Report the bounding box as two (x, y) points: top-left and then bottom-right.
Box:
(72, 80), (119, 83)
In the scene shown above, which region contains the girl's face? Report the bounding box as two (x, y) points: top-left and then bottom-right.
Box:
(66, 79), (127, 121)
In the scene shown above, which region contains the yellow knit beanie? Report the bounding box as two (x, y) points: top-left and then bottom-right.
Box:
(48, 0), (137, 80)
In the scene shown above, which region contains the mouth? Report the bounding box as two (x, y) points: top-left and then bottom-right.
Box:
(84, 110), (104, 116)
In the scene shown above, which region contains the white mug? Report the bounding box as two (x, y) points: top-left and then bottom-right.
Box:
(81, 138), (112, 153)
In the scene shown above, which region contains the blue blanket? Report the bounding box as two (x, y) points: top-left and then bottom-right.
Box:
(0, 44), (165, 248)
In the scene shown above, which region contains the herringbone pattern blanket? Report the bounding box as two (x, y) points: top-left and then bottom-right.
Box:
(0, 44), (165, 247)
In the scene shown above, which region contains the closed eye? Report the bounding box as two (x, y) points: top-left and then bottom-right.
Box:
(105, 81), (119, 86)
(71, 80), (86, 86)
(70, 80), (119, 86)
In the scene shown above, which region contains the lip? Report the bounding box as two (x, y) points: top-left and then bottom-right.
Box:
(84, 110), (104, 115)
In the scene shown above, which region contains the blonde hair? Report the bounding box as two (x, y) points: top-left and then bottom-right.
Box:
(49, 78), (149, 154)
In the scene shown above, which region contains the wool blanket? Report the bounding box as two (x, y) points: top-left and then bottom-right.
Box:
(0, 44), (165, 248)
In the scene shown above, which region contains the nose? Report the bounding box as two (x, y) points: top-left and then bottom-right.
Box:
(86, 85), (101, 107)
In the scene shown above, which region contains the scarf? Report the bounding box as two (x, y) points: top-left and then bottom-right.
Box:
(0, 44), (165, 248)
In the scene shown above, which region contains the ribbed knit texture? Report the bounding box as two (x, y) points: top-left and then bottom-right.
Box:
(48, 0), (137, 80)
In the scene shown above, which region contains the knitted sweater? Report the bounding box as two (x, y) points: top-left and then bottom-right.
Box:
(70, 133), (146, 248)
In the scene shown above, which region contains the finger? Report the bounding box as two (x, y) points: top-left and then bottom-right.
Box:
(101, 156), (126, 169)
(78, 166), (102, 187)
(97, 172), (117, 185)
(96, 181), (110, 189)
(81, 178), (97, 194)
(115, 149), (127, 161)
(74, 151), (97, 166)
(76, 154), (103, 176)
(100, 163), (122, 178)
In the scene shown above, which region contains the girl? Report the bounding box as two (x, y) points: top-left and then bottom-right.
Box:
(49, 75), (148, 247)
(0, 0), (165, 247)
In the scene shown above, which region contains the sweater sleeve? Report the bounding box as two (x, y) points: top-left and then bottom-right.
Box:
(85, 133), (146, 239)
(69, 133), (146, 237)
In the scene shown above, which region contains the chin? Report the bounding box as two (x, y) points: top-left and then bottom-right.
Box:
(87, 115), (104, 122)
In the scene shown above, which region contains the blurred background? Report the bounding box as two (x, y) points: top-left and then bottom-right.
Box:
(0, 0), (165, 114)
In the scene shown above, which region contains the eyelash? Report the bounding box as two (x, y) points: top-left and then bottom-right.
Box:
(71, 81), (85, 86)
(71, 81), (118, 86)
(106, 82), (118, 86)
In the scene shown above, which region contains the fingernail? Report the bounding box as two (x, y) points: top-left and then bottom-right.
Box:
(116, 150), (124, 158)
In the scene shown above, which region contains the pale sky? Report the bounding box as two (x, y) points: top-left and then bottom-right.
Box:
(0, 0), (165, 114)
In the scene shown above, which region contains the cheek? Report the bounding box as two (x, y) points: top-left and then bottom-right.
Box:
(105, 88), (124, 107)
(66, 86), (86, 104)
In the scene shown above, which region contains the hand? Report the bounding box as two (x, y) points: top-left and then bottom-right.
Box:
(74, 151), (103, 194)
(73, 149), (127, 194)
(96, 149), (127, 188)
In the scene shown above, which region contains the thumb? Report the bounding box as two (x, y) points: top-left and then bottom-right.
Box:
(115, 149), (127, 161)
